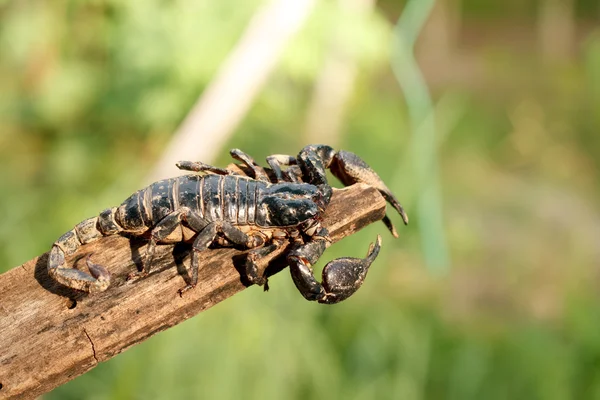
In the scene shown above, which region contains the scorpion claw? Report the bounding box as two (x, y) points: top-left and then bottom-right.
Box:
(382, 215), (399, 239)
(319, 235), (381, 304)
(330, 150), (409, 227)
(287, 234), (381, 304)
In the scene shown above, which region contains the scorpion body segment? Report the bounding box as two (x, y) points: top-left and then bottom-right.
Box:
(116, 175), (267, 230)
(48, 145), (407, 304)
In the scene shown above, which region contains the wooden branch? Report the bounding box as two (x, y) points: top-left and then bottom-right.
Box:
(0, 184), (386, 400)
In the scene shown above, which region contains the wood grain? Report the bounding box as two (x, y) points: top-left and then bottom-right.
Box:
(0, 184), (387, 399)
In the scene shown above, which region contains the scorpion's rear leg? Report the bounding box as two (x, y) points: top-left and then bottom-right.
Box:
(179, 221), (266, 295)
(298, 145), (409, 237)
(176, 160), (234, 175)
(128, 208), (255, 292)
(288, 231), (381, 304)
(229, 149), (271, 182)
(128, 207), (209, 281)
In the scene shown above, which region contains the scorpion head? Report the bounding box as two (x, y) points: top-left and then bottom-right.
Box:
(260, 182), (328, 229)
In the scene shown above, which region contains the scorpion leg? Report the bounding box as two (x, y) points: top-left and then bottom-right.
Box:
(230, 149), (270, 182)
(180, 221), (265, 294)
(245, 242), (281, 288)
(175, 160), (234, 175)
(288, 231), (382, 304)
(181, 222), (219, 293)
(298, 144), (409, 237)
(212, 221), (273, 287)
(219, 222), (265, 248)
(265, 154), (305, 183)
(129, 207), (209, 281)
(266, 154), (297, 182)
(285, 165), (303, 183)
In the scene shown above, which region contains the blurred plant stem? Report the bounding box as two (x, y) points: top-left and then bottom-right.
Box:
(147, 0), (316, 184)
(391, 0), (450, 275)
(303, 0), (375, 146)
(538, 0), (574, 60)
(390, 2), (448, 397)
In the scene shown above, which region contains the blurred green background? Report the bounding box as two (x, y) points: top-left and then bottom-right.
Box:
(2, 0), (600, 399)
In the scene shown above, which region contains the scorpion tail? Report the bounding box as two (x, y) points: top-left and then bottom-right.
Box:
(48, 244), (111, 293)
(48, 209), (120, 293)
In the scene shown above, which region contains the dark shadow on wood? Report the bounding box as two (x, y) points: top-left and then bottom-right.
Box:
(173, 241), (193, 284)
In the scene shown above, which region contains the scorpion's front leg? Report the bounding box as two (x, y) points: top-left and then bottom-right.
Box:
(229, 149), (271, 182)
(288, 228), (382, 304)
(266, 154), (303, 183)
(176, 160), (235, 176)
(230, 149), (306, 183)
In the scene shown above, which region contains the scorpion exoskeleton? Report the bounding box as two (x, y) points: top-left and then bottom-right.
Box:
(48, 145), (408, 304)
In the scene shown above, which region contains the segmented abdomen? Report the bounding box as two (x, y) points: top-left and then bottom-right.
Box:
(114, 175), (267, 231)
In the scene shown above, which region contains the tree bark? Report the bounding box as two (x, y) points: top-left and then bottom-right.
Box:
(0, 184), (387, 400)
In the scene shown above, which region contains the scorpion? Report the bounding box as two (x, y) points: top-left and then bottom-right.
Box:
(48, 145), (408, 304)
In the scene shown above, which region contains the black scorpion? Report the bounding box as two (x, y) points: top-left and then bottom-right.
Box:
(48, 145), (408, 304)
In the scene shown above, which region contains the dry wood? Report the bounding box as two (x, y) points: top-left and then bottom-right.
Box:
(0, 184), (386, 400)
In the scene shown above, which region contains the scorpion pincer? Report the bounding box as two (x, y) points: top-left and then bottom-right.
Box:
(48, 145), (408, 304)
